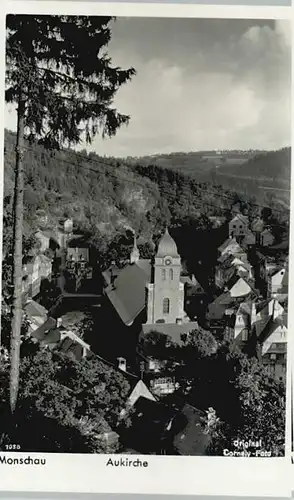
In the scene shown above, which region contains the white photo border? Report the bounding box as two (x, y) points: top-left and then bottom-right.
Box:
(0, 1), (293, 497)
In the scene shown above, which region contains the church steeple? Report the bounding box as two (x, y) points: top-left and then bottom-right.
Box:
(145, 228), (184, 325)
(130, 233), (140, 264)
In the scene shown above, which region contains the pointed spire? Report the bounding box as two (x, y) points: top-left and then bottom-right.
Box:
(130, 232), (140, 264)
(133, 233), (138, 249)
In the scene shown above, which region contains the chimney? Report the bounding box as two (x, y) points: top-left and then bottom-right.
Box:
(117, 357), (127, 372)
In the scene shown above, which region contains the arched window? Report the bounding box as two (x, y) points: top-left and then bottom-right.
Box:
(161, 269), (166, 280)
(169, 269), (173, 280)
(163, 298), (170, 314)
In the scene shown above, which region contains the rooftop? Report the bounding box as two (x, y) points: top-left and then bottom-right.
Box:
(156, 228), (179, 258)
(142, 321), (199, 345)
(172, 404), (209, 456)
(103, 259), (151, 326)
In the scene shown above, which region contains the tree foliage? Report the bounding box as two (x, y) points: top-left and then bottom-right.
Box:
(0, 348), (131, 453)
(6, 15), (136, 148)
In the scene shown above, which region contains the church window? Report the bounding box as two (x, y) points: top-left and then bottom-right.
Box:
(169, 269), (173, 280)
(161, 269), (166, 280)
(163, 298), (170, 314)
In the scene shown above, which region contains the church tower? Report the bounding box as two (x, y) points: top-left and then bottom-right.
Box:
(130, 233), (140, 264)
(146, 228), (185, 324)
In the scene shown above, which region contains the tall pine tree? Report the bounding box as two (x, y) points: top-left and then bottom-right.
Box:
(5, 15), (135, 412)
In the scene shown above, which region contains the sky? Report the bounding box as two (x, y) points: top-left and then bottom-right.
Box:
(5, 17), (291, 157)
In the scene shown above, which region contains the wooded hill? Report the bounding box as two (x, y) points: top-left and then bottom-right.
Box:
(126, 148), (291, 209)
(3, 129), (289, 260)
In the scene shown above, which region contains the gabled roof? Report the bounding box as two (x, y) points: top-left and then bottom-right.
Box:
(242, 231), (256, 245)
(127, 380), (156, 407)
(218, 237), (236, 253)
(218, 238), (244, 256)
(24, 300), (48, 319)
(227, 276), (252, 298)
(229, 214), (249, 225)
(103, 259), (151, 326)
(261, 227), (274, 236)
(261, 322), (287, 356)
(30, 316), (57, 341)
(254, 299), (287, 343)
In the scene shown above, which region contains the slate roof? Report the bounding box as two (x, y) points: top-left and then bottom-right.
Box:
(24, 300), (48, 319)
(172, 404), (209, 456)
(103, 259), (151, 326)
(142, 321), (199, 345)
(218, 238), (244, 255)
(30, 317), (57, 341)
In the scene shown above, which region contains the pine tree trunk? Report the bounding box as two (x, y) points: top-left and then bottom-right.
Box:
(10, 91), (25, 413)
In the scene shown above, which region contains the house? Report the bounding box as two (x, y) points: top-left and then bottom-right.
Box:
(215, 254), (253, 290)
(241, 230), (256, 248)
(64, 218), (73, 234)
(170, 404), (210, 456)
(207, 277), (253, 322)
(253, 299), (287, 381)
(137, 345), (180, 397)
(22, 254), (53, 301)
(229, 297), (288, 381)
(217, 237), (247, 261)
(251, 217), (264, 234)
(228, 214), (249, 239)
(24, 300), (48, 332)
(67, 247), (89, 264)
(39, 254), (53, 280)
(22, 256), (42, 299)
(34, 231), (50, 253)
(228, 300), (252, 346)
(267, 266), (288, 298)
(260, 228), (275, 247)
(119, 395), (174, 455)
(35, 230), (61, 251)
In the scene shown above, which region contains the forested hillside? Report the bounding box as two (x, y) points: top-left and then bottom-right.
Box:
(126, 148), (291, 209)
(3, 129), (289, 262)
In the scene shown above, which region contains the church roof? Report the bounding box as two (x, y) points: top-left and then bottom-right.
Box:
(142, 321), (199, 345)
(156, 228), (179, 257)
(103, 259), (151, 326)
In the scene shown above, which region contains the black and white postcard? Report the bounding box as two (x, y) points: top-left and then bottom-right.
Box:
(0, 0), (292, 496)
